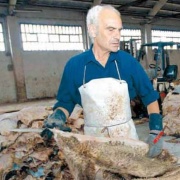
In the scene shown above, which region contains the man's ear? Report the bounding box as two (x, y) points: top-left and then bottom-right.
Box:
(88, 24), (97, 38)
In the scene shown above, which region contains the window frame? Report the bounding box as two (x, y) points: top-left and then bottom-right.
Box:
(20, 23), (84, 51)
(0, 22), (5, 52)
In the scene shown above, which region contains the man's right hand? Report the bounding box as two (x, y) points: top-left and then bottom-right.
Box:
(43, 109), (71, 132)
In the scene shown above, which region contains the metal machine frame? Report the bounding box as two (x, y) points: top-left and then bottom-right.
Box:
(138, 41), (179, 81)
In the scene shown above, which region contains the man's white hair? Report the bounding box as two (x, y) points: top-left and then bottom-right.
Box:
(86, 5), (121, 42)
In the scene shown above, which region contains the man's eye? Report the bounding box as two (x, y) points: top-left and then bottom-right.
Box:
(108, 28), (114, 31)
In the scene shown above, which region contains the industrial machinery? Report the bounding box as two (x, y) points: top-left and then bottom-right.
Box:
(138, 41), (179, 112)
(138, 41), (179, 83)
(122, 41), (179, 116)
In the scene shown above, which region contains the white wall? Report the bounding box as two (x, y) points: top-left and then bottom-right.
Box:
(22, 51), (81, 99)
(0, 7), (87, 104)
(0, 51), (17, 103)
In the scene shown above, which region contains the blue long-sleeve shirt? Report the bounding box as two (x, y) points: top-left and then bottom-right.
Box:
(54, 46), (159, 114)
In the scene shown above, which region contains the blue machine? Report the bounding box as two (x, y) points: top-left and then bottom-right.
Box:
(138, 41), (179, 82)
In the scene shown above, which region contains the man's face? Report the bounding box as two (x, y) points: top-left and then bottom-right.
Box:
(94, 9), (123, 52)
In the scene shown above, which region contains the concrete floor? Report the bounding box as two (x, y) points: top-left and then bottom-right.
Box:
(0, 99), (180, 164)
(0, 98), (56, 114)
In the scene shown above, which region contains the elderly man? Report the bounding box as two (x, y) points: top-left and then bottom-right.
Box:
(44, 5), (163, 158)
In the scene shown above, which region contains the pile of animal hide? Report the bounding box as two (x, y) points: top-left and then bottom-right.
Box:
(53, 129), (180, 180)
(162, 91), (180, 136)
(0, 105), (179, 180)
(0, 106), (74, 179)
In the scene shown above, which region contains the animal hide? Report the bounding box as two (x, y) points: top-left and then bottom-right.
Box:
(53, 129), (178, 180)
(162, 92), (180, 135)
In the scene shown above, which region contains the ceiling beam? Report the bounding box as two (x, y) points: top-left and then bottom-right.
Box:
(9, 0), (17, 15)
(143, 0), (168, 24)
(92, 0), (102, 7)
(127, 6), (179, 15)
(118, 0), (149, 11)
(148, 0), (168, 18)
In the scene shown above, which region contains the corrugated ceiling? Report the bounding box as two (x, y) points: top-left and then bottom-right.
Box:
(1, 0), (180, 23)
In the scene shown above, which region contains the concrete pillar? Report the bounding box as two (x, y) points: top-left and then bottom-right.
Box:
(144, 24), (152, 44)
(6, 16), (27, 102)
(141, 24), (152, 69)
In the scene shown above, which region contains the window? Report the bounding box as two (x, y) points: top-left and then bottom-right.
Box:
(0, 23), (5, 51)
(121, 29), (141, 50)
(20, 24), (84, 51)
(152, 30), (180, 49)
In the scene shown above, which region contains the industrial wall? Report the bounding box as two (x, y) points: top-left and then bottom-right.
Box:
(0, 6), (180, 104)
(0, 7), (87, 104)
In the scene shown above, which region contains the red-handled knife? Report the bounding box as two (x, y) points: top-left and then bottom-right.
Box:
(153, 131), (164, 144)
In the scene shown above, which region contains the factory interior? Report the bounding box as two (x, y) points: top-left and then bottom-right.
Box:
(0, 0), (180, 179)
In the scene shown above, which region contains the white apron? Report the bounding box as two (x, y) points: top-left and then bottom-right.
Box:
(78, 61), (139, 140)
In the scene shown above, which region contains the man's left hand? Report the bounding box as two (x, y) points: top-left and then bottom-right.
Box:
(146, 132), (163, 158)
(147, 113), (163, 158)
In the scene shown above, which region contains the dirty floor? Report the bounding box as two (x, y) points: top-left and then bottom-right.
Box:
(0, 98), (56, 114)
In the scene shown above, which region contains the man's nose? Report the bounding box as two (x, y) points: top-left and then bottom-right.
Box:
(114, 30), (121, 39)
